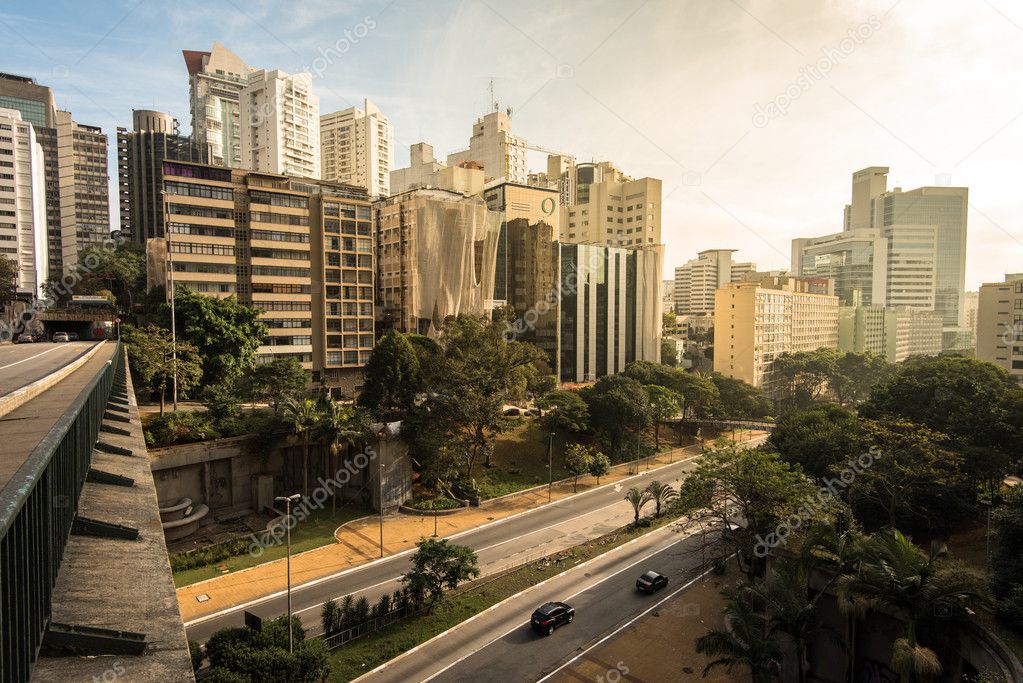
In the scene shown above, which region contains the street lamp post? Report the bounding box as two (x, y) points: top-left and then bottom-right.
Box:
(160, 189), (178, 411)
(275, 493), (302, 653)
(980, 498), (993, 564)
(378, 456), (385, 558)
(547, 432), (554, 503)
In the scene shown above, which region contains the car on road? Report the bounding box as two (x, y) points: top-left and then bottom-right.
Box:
(503, 407), (522, 416)
(15, 333), (34, 343)
(52, 332), (69, 342)
(636, 570), (668, 593)
(530, 601), (574, 635)
(67, 332), (79, 341)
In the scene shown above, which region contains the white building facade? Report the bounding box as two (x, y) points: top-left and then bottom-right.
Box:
(0, 108), (47, 297)
(183, 43), (253, 168)
(321, 98), (393, 198)
(240, 70), (320, 180)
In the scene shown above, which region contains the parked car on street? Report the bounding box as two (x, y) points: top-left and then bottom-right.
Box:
(15, 333), (34, 343)
(530, 601), (574, 635)
(67, 332), (79, 341)
(53, 332), (69, 342)
(636, 570), (668, 593)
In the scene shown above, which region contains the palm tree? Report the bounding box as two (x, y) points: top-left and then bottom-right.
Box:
(743, 558), (843, 683)
(321, 398), (372, 513)
(696, 590), (782, 683)
(281, 397), (322, 499)
(646, 480), (677, 517)
(624, 487), (653, 526)
(838, 528), (986, 682)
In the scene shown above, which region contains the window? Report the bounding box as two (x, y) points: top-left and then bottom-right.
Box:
(165, 181), (233, 201)
(254, 300), (311, 311)
(250, 211), (308, 226)
(252, 265), (310, 278)
(249, 191), (308, 209)
(251, 229), (309, 243)
(168, 222), (233, 238)
(170, 242), (234, 256)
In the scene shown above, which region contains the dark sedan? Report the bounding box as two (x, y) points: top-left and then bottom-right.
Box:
(636, 570), (668, 593)
(530, 601), (575, 635)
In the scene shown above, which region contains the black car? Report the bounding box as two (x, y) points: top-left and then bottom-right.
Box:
(636, 570), (668, 593)
(530, 601), (574, 635)
(67, 332), (79, 341)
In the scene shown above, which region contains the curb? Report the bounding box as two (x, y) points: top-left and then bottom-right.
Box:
(0, 341), (107, 418)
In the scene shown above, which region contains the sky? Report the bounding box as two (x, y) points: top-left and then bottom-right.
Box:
(2, 0), (1021, 290)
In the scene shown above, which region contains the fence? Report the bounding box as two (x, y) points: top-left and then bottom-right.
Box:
(322, 603), (424, 650)
(0, 342), (122, 681)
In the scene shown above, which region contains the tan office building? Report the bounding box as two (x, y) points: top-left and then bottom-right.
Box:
(321, 98), (393, 198)
(150, 160), (373, 387)
(389, 142), (484, 196)
(839, 305), (943, 362)
(714, 279), (839, 390)
(977, 274), (1023, 385)
(56, 111), (111, 268)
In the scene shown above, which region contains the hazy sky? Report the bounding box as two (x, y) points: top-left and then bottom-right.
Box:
(3, 0), (1021, 289)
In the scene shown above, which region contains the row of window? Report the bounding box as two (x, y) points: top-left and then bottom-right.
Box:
(252, 283), (310, 295)
(165, 181), (233, 201)
(168, 222), (234, 238)
(251, 229), (309, 244)
(170, 242), (235, 256)
(255, 300), (311, 311)
(169, 203), (233, 220)
(249, 190), (308, 209)
(251, 210), (308, 227)
(252, 265), (310, 278)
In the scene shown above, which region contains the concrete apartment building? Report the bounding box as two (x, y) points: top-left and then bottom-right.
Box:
(183, 43), (253, 168)
(150, 160), (373, 387)
(559, 242), (663, 383)
(839, 304), (943, 362)
(556, 160), (661, 248)
(714, 279), (839, 391)
(117, 109), (204, 243)
(390, 142), (485, 196)
(56, 111), (111, 268)
(373, 188), (502, 337)
(240, 69), (320, 180)
(673, 249), (756, 315)
(0, 107), (47, 297)
(976, 274), (1023, 384)
(321, 98), (393, 198)
(447, 109), (528, 184)
(484, 181), (561, 368)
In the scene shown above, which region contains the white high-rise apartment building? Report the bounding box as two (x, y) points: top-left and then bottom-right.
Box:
(0, 108), (47, 297)
(240, 69), (320, 180)
(673, 249), (755, 315)
(321, 99), (393, 198)
(447, 109), (528, 184)
(183, 43), (253, 168)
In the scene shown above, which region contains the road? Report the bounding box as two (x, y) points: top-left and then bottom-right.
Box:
(0, 342), (99, 397)
(358, 521), (716, 683)
(183, 441), (759, 643)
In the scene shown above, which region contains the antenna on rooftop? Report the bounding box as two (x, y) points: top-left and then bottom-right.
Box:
(489, 77), (498, 112)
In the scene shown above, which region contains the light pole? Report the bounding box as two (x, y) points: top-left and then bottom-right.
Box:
(980, 498), (993, 564)
(160, 189), (178, 412)
(378, 455), (385, 558)
(547, 432), (554, 503)
(275, 493), (302, 652)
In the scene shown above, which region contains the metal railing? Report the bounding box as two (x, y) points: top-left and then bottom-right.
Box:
(0, 341), (122, 682)
(322, 603), (424, 650)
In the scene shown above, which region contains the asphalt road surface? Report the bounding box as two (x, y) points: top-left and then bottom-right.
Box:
(0, 342), (98, 397)
(360, 522), (716, 683)
(182, 441), (759, 643)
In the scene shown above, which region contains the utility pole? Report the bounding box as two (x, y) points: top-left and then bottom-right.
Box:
(379, 456), (385, 558)
(547, 432), (554, 503)
(274, 493), (302, 653)
(161, 189), (178, 411)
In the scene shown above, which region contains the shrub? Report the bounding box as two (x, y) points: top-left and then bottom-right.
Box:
(170, 537), (253, 573)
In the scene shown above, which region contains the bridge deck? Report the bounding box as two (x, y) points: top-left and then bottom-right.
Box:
(0, 342), (117, 490)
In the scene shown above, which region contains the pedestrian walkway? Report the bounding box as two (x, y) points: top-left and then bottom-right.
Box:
(176, 434), (766, 623)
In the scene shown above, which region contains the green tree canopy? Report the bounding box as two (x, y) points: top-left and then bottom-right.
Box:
(75, 241), (146, 315)
(204, 615), (329, 683)
(237, 357), (309, 412)
(537, 389), (590, 433)
(0, 254), (17, 303)
(769, 404), (862, 480)
(401, 539), (480, 612)
(563, 443), (594, 493)
(580, 374), (653, 459)
(122, 324), (203, 415)
(359, 331), (424, 419)
(991, 487), (1023, 628)
(156, 291), (266, 386)
(710, 372), (771, 419)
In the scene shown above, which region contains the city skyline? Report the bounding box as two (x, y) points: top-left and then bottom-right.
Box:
(1, 1), (1020, 289)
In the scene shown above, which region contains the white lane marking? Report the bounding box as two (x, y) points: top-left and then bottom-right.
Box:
(353, 524), (700, 683)
(0, 345), (66, 371)
(182, 455), (709, 628)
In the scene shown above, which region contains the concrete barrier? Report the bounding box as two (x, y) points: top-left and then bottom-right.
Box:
(0, 341), (108, 418)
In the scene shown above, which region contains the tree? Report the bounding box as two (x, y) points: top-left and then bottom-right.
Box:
(74, 241), (146, 316)
(238, 358), (308, 412)
(686, 446), (818, 581)
(204, 615), (329, 683)
(830, 351), (892, 407)
(839, 529), (985, 682)
(321, 398), (372, 512)
(281, 397), (323, 498)
(768, 404), (861, 480)
(581, 374), (653, 459)
(646, 384), (683, 448)
(588, 451), (611, 485)
(660, 337), (679, 366)
(695, 591), (782, 683)
(359, 331), (423, 419)
(842, 418), (973, 536)
(770, 348), (840, 409)
(0, 254), (16, 309)
(624, 486), (653, 525)
(122, 324), (202, 415)
(401, 539), (480, 612)
(710, 373), (771, 419)
(990, 487), (1023, 628)
(156, 290), (266, 386)
(646, 480), (677, 516)
(563, 443), (594, 493)
(537, 389), (590, 433)
(861, 355), (1023, 453)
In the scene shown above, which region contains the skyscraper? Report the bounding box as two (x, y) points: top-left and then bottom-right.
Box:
(321, 98), (393, 198)
(55, 111), (111, 268)
(117, 110), (204, 243)
(240, 69), (320, 180)
(791, 229), (888, 306)
(183, 43), (253, 168)
(0, 108), (47, 297)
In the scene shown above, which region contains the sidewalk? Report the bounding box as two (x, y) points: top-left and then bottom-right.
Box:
(176, 434), (766, 623)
